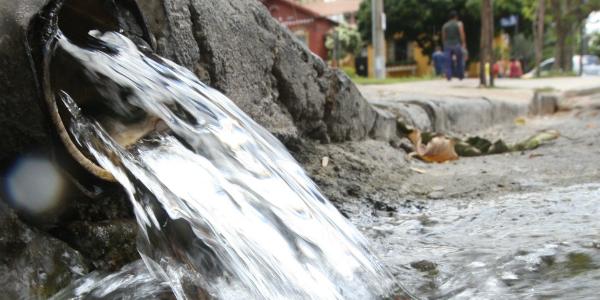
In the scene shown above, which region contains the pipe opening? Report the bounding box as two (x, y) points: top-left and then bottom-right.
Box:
(30, 0), (155, 182)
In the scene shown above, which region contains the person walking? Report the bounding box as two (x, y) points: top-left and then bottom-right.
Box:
(442, 11), (467, 80)
(432, 46), (446, 76)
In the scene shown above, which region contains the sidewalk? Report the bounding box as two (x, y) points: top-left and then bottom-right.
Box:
(359, 77), (600, 134)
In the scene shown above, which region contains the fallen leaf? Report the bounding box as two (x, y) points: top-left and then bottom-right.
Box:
(421, 136), (459, 163)
(529, 153), (544, 159)
(408, 129), (422, 148)
(407, 129), (459, 163)
(586, 123), (597, 129)
(515, 117), (527, 126)
(513, 130), (560, 151)
(455, 141), (482, 157)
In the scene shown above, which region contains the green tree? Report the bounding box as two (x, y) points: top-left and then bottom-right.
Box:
(326, 25), (364, 59)
(547, 0), (600, 72)
(589, 32), (600, 57)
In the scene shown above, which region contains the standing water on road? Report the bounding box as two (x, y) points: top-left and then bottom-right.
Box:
(359, 184), (600, 300)
(50, 31), (396, 299)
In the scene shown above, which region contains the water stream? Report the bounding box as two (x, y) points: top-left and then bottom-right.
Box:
(47, 30), (600, 300)
(358, 184), (600, 300)
(49, 31), (395, 300)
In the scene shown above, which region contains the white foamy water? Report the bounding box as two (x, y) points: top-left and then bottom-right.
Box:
(51, 31), (396, 300)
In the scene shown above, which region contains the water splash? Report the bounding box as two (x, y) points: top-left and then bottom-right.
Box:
(53, 30), (395, 299)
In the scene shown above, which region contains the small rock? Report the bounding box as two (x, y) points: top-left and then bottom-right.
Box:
(410, 260), (438, 272)
(321, 156), (330, 168)
(346, 184), (362, 197)
(427, 191), (444, 199)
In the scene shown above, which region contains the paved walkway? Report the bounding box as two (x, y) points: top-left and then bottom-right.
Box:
(358, 77), (600, 105)
(358, 77), (600, 134)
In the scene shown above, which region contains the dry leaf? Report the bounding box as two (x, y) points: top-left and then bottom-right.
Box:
(420, 137), (459, 163)
(406, 129), (459, 163)
(408, 129), (422, 147)
(515, 117), (527, 126)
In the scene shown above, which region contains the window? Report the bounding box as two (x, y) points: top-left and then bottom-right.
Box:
(294, 29), (308, 46)
(387, 38), (410, 65)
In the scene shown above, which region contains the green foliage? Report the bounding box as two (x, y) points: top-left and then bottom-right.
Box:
(511, 33), (535, 69)
(589, 32), (600, 57)
(357, 0), (532, 59)
(341, 66), (357, 78)
(326, 25), (363, 58)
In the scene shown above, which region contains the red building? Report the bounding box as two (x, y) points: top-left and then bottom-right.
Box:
(261, 0), (337, 60)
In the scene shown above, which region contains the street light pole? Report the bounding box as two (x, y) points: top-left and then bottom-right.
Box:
(372, 0), (386, 79)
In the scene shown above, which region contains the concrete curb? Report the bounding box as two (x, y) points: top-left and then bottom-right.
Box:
(369, 96), (528, 136)
(364, 83), (600, 142)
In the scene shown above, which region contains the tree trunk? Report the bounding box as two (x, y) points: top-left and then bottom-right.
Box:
(480, 0), (493, 86)
(551, 0), (565, 71)
(488, 0), (495, 87)
(480, 0), (489, 86)
(578, 0), (586, 76)
(534, 0), (546, 77)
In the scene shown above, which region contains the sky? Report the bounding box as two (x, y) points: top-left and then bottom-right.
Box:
(586, 11), (600, 34)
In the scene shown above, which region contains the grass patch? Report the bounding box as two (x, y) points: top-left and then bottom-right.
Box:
(529, 71), (578, 79)
(350, 75), (435, 85)
(340, 67), (435, 85)
(534, 86), (557, 93)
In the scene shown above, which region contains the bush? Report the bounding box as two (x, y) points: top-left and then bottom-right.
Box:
(326, 25), (363, 59)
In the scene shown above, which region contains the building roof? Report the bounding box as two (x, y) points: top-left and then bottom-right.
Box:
(302, 0), (362, 17)
(261, 0), (338, 26)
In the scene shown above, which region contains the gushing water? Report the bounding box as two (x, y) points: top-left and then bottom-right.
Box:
(51, 31), (395, 299)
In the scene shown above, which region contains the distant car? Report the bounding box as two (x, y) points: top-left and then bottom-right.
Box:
(523, 55), (600, 78)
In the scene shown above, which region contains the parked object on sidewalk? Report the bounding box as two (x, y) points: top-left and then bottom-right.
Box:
(493, 60), (506, 78)
(524, 55), (600, 78)
(509, 59), (523, 78)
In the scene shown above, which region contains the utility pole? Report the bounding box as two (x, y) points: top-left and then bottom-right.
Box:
(372, 0), (386, 79)
(488, 0), (495, 87)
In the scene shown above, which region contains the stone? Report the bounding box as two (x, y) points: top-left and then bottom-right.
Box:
(56, 220), (139, 271)
(0, 202), (89, 299)
(138, 0), (379, 142)
(0, 0), (54, 162)
(410, 260), (438, 272)
(530, 92), (559, 116)
(0, 1), (392, 296)
(370, 107), (398, 141)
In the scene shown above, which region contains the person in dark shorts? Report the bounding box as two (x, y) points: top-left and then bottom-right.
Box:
(442, 11), (467, 80)
(432, 46), (445, 76)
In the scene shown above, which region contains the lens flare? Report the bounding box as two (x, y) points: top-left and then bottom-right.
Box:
(5, 157), (66, 215)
